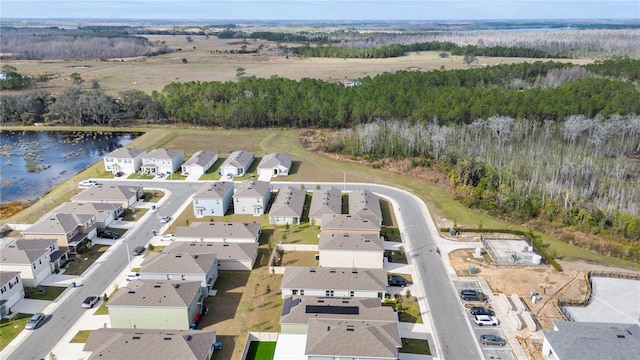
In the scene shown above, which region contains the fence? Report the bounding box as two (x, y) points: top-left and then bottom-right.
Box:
(240, 332), (279, 360)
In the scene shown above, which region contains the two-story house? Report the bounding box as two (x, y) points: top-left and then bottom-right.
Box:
(138, 252), (218, 296)
(72, 185), (143, 208)
(318, 232), (384, 269)
(192, 182), (234, 217)
(103, 147), (147, 175)
(181, 150), (218, 177)
(233, 180), (271, 216)
(174, 222), (261, 243)
(141, 148), (184, 175)
(219, 150), (254, 178)
(320, 214), (381, 236)
(0, 238), (67, 287)
(281, 266), (387, 299)
(0, 272), (25, 318)
(51, 201), (123, 229)
(164, 241), (258, 271)
(22, 213), (96, 254)
(308, 187), (342, 226)
(268, 186), (306, 225)
(349, 189), (383, 226)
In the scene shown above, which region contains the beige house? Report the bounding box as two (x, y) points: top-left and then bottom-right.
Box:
(320, 214), (381, 235)
(0, 271), (25, 318)
(308, 187), (342, 226)
(108, 280), (204, 330)
(348, 189), (383, 225)
(51, 201), (123, 229)
(138, 252), (218, 295)
(174, 222), (261, 243)
(163, 241), (258, 271)
(84, 328), (218, 360)
(72, 185), (143, 208)
(0, 238), (68, 287)
(318, 232), (384, 269)
(268, 186), (306, 225)
(103, 147), (146, 175)
(281, 266), (387, 299)
(22, 213), (96, 254)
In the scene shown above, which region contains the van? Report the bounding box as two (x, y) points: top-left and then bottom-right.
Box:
(125, 273), (140, 281)
(460, 289), (485, 301)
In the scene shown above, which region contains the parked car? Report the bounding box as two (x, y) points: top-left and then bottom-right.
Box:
(388, 274), (407, 287)
(161, 234), (175, 241)
(125, 273), (140, 281)
(160, 216), (171, 224)
(156, 172), (165, 178)
(479, 334), (506, 346)
(98, 230), (119, 239)
(470, 306), (495, 316)
(133, 246), (145, 256)
(25, 313), (46, 330)
(82, 295), (99, 308)
(473, 315), (499, 326)
(79, 180), (98, 187)
(460, 289), (486, 301)
(226, 173), (233, 179)
(115, 171), (124, 177)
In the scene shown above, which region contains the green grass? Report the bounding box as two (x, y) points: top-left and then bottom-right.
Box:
(93, 289), (117, 315)
(0, 314), (31, 350)
(65, 245), (110, 276)
(400, 338), (431, 355)
(128, 173), (154, 180)
(24, 286), (66, 301)
(121, 207), (148, 221)
(245, 341), (276, 360)
(69, 330), (91, 343)
(383, 296), (422, 323)
(142, 190), (165, 203)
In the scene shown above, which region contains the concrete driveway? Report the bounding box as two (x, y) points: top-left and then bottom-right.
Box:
(9, 299), (52, 315)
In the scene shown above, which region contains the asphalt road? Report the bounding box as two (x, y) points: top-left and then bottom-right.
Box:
(9, 180), (480, 360)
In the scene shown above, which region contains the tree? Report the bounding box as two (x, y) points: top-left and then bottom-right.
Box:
(182, 58), (188, 64)
(463, 54), (477, 65)
(70, 72), (84, 87)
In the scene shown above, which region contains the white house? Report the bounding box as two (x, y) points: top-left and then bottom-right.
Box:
(0, 271), (25, 318)
(348, 189), (383, 225)
(257, 153), (292, 178)
(138, 252), (218, 295)
(181, 150), (218, 177)
(233, 180), (271, 216)
(0, 238), (68, 287)
(103, 148), (146, 175)
(219, 150), (254, 178)
(163, 241), (258, 271)
(281, 266), (387, 299)
(318, 232), (384, 269)
(141, 148), (183, 175)
(268, 186), (306, 225)
(308, 187), (342, 226)
(174, 222), (261, 243)
(192, 182), (234, 217)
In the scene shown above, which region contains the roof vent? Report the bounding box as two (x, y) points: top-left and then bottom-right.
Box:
(190, 244), (196, 246)
(617, 335), (626, 339)
(132, 336), (141, 340)
(175, 254), (182, 258)
(128, 290), (136, 294)
(154, 284), (161, 288)
(186, 335), (192, 341)
(174, 284), (180, 288)
(330, 269), (337, 273)
(346, 325), (355, 332)
(163, 337), (172, 341)
(310, 268), (316, 272)
(327, 326), (331, 331)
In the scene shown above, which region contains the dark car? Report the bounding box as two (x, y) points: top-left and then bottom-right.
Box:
(460, 289), (485, 301)
(388, 274), (407, 287)
(133, 246), (145, 256)
(470, 306), (495, 316)
(25, 313), (46, 330)
(479, 334), (506, 346)
(98, 230), (119, 239)
(82, 296), (99, 308)
(115, 171), (124, 177)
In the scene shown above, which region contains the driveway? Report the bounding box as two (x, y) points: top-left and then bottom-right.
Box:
(9, 299), (52, 315)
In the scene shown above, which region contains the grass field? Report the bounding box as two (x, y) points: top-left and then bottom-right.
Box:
(245, 341), (276, 360)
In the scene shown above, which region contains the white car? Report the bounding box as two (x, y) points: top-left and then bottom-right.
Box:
(82, 295), (100, 308)
(161, 234), (175, 241)
(79, 180), (98, 187)
(160, 216), (171, 224)
(125, 273), (140, 281)
(474, 315), (499, 326)
(156, 172), (165, 178)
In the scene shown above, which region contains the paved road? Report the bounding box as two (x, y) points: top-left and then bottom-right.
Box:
(9, 180), (480, 360)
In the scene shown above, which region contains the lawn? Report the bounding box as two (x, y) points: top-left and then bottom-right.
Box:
(245, 341), (276, 360)
(64, 245), (110, 276)
(24, 286), (66, 301)
(69, 330), (91, 343)
(0, 314), (31, 350)
(400, 338), (431, 355)
(142, 190), (165, 203)
(383, 296), (423, 323)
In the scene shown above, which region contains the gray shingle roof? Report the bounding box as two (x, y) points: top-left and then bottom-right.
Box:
(320, 214), (381, 233)
(23, 213), (92, 234)
(349, 189), (382, 223)
(221, 150), (254, 168)
(0, 238), (57, 264)
(269, 186), (305, 218)
(0, 271), (21, 285)
(309, 187), (342, 219)
(544, 321), (640, 360)
(144, 148), (183, 160)
(104, 147), (146, 159)
(84, 328), (216, 360)
(319, 232), (384, 252)
(174, 222), (261, 240)
(257, 153), (292, 170)
(193, 182), (234, 199)
(52, 202), (120, 223)
(234, 180), (270, 198)
(280, 296), (397, 325)
(305, 319), (401, 358)
(281, 266), (387, 292)
(108, 280), (202, 308)
(140, 252), (217, 275)
(163, 242), (258, 262)
(183, 150), (217, 168)
(72, 185), (141, 203)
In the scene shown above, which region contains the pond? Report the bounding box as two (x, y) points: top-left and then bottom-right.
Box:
(0, 130), (139, 205)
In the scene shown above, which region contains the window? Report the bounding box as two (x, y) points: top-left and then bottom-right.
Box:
(125, 159), (131, 163)
(181, 275), (186, 280)
(325, 290), (334, 297)
(300, 290), (304, 295)
(106, 158), (114, 163)
(349, 291), (355, 297)
(292, 290), (298, 295)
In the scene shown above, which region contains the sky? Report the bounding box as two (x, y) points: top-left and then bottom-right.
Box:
(1, 0), (639, 21)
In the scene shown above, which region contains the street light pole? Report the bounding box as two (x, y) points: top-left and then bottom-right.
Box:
(342, 171), (346, 191)
(125, 242), (132, 271)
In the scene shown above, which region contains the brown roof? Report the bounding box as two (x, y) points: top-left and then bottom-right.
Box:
(348, 189), (382, 224)
(140, 252), (217, 275)
(163, 242), (258, 262)
(108, 280), (201, 308)
(305, 319), (401, 358)
(280, 296), (397, 325)
(269, 186), (305, 218)
(320, 214), (381, 233)
(234, 180), (270, 198)
(23, 213), (92, 234)
(175, 222), (261, 240)
(318, 232), (384, 252)
(193, 182), (234, 199)
(72, 185), (141, 203)
(309, 187), (342, 219)
(281, 266), (387, 292)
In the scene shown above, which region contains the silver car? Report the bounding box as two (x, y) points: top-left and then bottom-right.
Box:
(25, 313), (46, 330)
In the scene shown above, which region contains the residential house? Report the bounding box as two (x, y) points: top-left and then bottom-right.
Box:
(305, 319), (401, 360)
(268, 186), (305, 225)
(0, 272), (25, 318)
(219, 150), (254, 178)
(108, 280), (204, 330)
(181, 150), (218, 177)
(103, 148), (147, 175)
(22, 213), (96, 254)
(257, 153), (292, 178)
(233, 180), (271, 216)
(174, 222), (261, 243)
(542, 321), (640, 360)
(280, 296), (397, 335)
(318, 232), (384, 269)
(192, 182), (234, 218)
(308, 187), (342, 226)
(349, 189), (383, 226)
(72, 185), (143, 208)
(0, 238), (67, 287)
(51, 201), (123, 229)
(141, 148), (184, 175)
(320, 214), (381, 235)
(163, 242), (258, 271)
(84, 328), (218, 360)
(138, 252), (218, 295)
(281, 266), (387, 299)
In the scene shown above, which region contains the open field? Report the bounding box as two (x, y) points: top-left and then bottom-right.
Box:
(4, 34), (592, 96)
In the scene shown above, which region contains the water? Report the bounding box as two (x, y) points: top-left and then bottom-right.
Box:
(0, 130), (139, 204)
